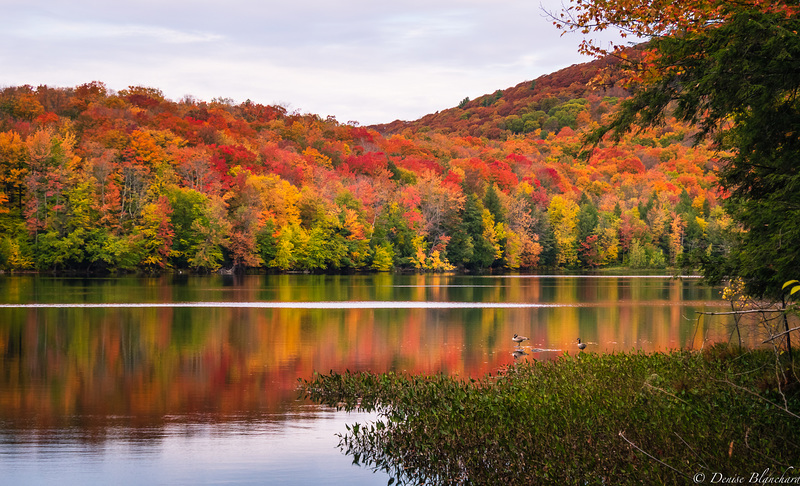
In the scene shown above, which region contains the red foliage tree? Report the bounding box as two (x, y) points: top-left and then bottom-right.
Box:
(342, 152), (388, 177)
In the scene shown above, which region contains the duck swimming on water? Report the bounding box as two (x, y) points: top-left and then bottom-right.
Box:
(576, 338), (587, 350)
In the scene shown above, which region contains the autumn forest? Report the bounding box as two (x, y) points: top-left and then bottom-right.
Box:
(0, 56), (727, 274)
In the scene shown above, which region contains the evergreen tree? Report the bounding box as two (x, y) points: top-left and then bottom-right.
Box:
(484, 184), (505, 224)
(462, 194), (496, 269)
(577, 193), (598, 243)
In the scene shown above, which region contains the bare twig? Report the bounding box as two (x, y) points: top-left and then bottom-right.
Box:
(674, 432), (709, 470)
(763, 325), (800, 343)
(782, 295), (794, 364)
(744, 428), (794, 468)
(710, 377), (800, 420)
(618, 431), (691, 479)
(730, 300), (744, 348)
(767, 345), (790, 411)
(643, 380), (691, 406)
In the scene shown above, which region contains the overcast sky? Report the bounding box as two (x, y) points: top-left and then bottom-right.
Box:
(1, 1), (626, 126)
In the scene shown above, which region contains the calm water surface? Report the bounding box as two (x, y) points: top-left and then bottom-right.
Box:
(0, 274), (740, 485)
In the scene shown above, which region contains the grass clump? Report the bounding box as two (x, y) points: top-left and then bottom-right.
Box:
(301, 345), (800, 485)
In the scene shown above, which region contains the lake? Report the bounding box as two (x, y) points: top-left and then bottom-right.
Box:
(0, 273), (740, 485)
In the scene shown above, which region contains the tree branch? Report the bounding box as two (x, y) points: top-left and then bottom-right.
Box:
(698, 309), (783, 316)
(763, 326), (800, 343)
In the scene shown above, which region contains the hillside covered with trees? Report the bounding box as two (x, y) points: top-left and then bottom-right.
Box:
(0, 56), (728, 273)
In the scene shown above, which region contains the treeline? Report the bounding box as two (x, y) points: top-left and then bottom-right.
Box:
(0, 69), (727, 274)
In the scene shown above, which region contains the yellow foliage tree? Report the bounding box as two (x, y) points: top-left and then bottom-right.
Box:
(548, 195), (580, 267)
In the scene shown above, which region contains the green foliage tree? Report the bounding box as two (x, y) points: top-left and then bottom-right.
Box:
(577, 193), (598, 242)
(561, 1), (800, 298)
(483, 184), (505, 225)
(135, 196), (174, 270)
(188, 196), (229, 272)
(256, 219), (278, 265)
(165, 186), (207, 268)
(371, 242), (395, 271)
(372, 203), (417, 268)
(461, 194), (496, 269)
(444, 223), (474, 268)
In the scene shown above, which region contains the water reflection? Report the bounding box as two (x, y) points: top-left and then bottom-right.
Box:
(0, 274), (738, 427)
(0, 406), (384, 486)
(0, 274), (748, 484)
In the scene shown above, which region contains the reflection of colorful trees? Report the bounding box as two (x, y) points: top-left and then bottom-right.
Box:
(0, 275), (746, 430)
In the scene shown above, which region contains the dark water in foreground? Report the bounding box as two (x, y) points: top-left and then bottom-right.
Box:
(0, 274), (736, 485)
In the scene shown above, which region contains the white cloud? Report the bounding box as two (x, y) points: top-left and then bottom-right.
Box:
(8, 16), (224, 43)
(0, 0), (626, 125)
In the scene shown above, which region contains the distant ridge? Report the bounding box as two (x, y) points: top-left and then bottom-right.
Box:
(371, 54), (629, 137)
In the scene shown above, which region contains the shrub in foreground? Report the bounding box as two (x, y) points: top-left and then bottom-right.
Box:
(301, 346), (799, 485)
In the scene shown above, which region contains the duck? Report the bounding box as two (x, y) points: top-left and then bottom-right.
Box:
(512, 333), (529, 345)
(576, 338), (587, 350)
